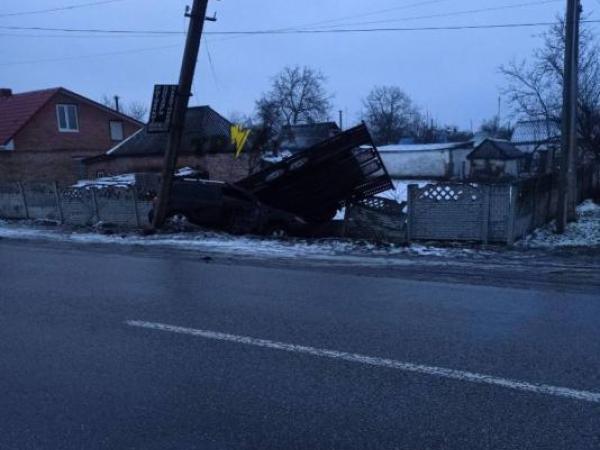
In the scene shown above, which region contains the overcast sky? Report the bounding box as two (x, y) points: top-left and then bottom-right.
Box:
(1, 0), (598, 130)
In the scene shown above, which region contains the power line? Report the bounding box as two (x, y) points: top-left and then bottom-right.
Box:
(0, 0), (126, 18)
(3, 19), (600, 67)
(270, 0), (452, 31)
(305, 0), (563, 30)
(4, 20), (600, 37)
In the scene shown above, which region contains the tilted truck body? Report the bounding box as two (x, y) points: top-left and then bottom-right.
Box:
(235, 123), (393, 222)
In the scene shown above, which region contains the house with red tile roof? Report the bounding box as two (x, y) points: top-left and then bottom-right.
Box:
(0, 87), (142, 183)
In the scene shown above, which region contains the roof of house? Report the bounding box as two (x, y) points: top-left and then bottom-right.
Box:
(468, 138), (525, 160)
(0, 87), (142, 145)
(280, 122), (340, 152)
(0, 88), (59, 145)
(377, 141), (473, 153)
(511, 119), (561, 144)
(86, 106), (231, 162)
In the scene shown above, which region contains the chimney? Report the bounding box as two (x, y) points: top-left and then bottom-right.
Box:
(0, 88), (12, 98)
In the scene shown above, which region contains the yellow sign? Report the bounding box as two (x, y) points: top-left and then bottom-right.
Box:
(231, 124), (251, 158)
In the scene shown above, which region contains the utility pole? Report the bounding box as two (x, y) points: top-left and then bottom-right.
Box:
(338, 110), (343, 130)
(114, 95), (120, 112)
(557, 0), (581, 233)
(153, 0), (211, 228)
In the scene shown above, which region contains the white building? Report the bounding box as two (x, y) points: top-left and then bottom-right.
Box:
(378, 141), (474, 180)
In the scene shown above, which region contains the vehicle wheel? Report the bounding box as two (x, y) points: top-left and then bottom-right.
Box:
(264, 223), (288, 239)
(166, 212), (192, 231)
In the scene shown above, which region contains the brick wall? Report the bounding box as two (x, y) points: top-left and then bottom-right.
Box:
(84, 153), (251, 183)
(13, 92), (141, 153)
(0, 150), (97, 184)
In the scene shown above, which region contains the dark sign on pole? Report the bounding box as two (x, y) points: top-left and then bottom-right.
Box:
(148, 84), (178, 133)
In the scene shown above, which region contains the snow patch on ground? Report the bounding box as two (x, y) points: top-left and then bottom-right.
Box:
(521, 200), (600, 248)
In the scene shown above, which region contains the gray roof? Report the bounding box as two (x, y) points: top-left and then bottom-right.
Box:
(468, 139), (525, 160)
(279, 122), (340, 153)
(104, 106), (232, 158)
(511, 119), (560, 144)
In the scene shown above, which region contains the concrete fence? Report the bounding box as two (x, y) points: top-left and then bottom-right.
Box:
(407, 164), (600, 244)
(0, 181), (153, 228)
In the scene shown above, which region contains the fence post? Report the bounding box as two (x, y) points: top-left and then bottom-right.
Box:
(53, 182), (64, 223)
(481, 186), (490, 245)
(546, 174), (553, 222)
(406, 185), (415, 242)
(506, 184), (517, 246)
(131, 187), (141, 228)
(532, 177), (540, 228)
(90, 188), (99, 224)
(17, 181), (29, 220)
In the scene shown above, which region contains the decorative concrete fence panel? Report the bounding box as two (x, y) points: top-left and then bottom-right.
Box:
(0, 182), (27, 219)
(60, 188), (97, 226)
(22, 182), (61, 221)
(0, 180), (154, 228)
(408, 183), (490, 242)
(94, 187), (140, 227)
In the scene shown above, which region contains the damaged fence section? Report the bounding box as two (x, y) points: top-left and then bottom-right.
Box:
(0, 181), (153, 227)
(344, 197), (407, 243)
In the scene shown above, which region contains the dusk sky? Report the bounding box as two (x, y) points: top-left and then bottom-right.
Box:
(2, 0), (597, 130)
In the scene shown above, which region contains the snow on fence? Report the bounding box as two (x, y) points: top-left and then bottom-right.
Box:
(0, 181), (153, 228)
(407, 164), (600, 244)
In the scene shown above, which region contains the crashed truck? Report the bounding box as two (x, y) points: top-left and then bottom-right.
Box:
(153, 123), (394, 236)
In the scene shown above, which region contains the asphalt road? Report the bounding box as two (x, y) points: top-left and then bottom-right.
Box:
(1, 240), (599, 449)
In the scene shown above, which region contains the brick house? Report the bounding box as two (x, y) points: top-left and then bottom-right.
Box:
(0, 87), (142, 183)
(83, 106), (250, 183)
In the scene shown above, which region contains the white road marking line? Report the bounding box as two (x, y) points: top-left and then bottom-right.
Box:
(126, 320), (600, 404)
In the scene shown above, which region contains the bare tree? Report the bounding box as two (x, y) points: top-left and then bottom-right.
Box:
(228, 111), (254, 128)
(480, 116), (513, 140)
(500, 18), (600, 158)
(101, 95), (148, 122)
(256, 66), (332, 129)
(101, 94), (116, 110)
(127, 101), (149, 122)
(362, 86), (421, 145)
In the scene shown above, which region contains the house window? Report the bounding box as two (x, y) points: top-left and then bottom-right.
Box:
(56, 104), (79, 132)
(109, 121), (124, 141)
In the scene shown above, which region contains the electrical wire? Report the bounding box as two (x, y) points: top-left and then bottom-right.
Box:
(0, 0), (126, 18)
(3, 20), (598, 37)
(267, 0), (453, 32)
(303, 0), (564, 30)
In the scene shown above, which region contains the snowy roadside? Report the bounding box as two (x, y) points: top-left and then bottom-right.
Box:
(1, 197), (598, 267)
(519, 200), (600, 248)
(0, 219), (495, 265)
